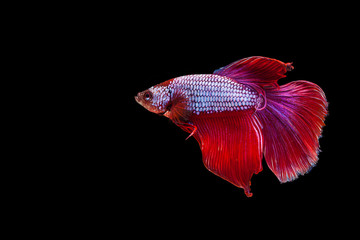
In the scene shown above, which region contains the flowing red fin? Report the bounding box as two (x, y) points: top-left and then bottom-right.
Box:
(214, 56), (293, 88)
(190, 111), (263, 197)
(255, 81), (328, 182)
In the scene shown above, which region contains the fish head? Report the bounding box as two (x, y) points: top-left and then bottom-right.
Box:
(135, 84), (171, 115)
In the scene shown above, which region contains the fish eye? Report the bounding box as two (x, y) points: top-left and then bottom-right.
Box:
(144, 91), (152, 101)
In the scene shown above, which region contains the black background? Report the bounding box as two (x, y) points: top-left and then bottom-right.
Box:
(22, 4), (355, 235)
(101, 32), (352, 234)
(121, 29), (346, 199)
(89, 12), (350, 218)
(114, 23), (351, 218)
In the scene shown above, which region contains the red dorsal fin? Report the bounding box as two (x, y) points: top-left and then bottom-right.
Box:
(187, 111), (264, 197)
(214, 56), (293, 88)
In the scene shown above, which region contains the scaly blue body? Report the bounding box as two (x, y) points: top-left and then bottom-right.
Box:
(169, 74), (259, 115)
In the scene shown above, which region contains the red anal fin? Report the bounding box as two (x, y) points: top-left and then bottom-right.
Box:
(190, 111), (263, 197)
(214, 56), (293, 88)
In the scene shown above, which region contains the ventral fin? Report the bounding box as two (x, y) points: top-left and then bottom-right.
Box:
(214, 56), (293, 88)
(189, 111), (264, 197)
(174, 122), (197, 140)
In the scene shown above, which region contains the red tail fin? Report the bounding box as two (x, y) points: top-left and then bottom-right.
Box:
(255, 81), (328, 182)
(213, 56), (328, 186)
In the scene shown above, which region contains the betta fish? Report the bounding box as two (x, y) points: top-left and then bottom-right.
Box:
(135, 56), (328, 197)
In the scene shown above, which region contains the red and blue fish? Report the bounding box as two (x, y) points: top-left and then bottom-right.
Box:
(135, 56), (328, 197)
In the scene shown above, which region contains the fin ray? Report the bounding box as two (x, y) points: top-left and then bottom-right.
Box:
(165, 86), (192, 123)
(214, 56), (293, 88)
(256, 81), (328, 182)
(190, 111), (263, 197)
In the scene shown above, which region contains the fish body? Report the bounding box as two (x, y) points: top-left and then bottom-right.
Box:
(136, 74), (261, 122)
(135, 56), (328, 197)
(169, 74), (259, 115)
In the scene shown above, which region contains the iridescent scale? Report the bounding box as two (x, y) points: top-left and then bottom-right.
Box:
(169, 74), (258, 115)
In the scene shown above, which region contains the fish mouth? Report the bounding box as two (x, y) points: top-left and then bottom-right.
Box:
(157, 110), (167, 116)
(134, 94), (168, 116)
(134, 95), (140, 104)
(135, 95), (145, 109)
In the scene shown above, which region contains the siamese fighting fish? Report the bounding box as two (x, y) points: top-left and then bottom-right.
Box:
(135, 56), (328, 197)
